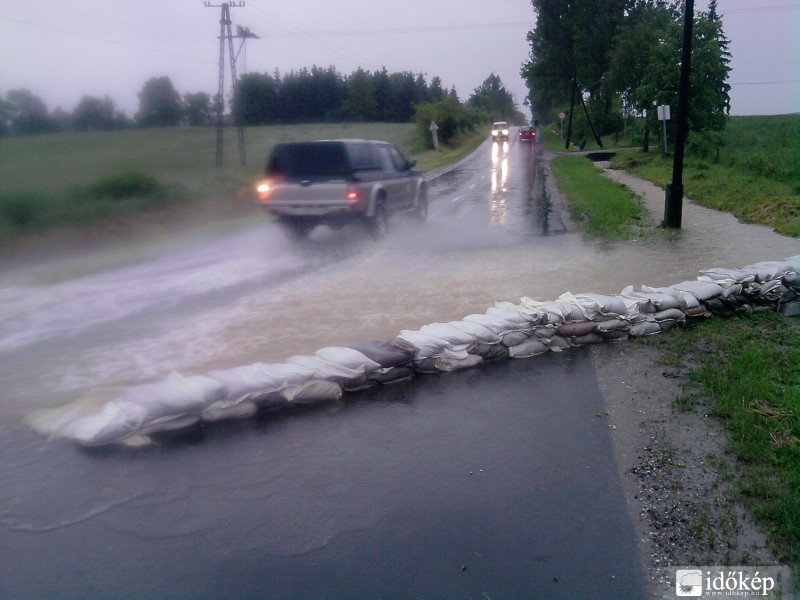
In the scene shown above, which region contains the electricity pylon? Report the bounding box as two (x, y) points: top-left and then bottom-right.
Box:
(205, 1), (246, 167)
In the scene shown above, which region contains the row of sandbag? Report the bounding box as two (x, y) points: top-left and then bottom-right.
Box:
(27, 256), (799, 447)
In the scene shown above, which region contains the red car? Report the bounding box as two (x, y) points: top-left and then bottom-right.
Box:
(518, 126), (537, 142)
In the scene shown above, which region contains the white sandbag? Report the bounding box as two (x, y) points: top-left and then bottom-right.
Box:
(626, 287), (682, 311)
(629, 321), (662, 337)
(469, 343), (510, 360)
(445, 320), (501, 344)
(208, 362), (313, 406)
(653, 308), (686, 323)
(699, 268), (756, 284)
(747, 280), (787, 301)
(670, 280), (724, 302)
(121, 373), (224, 422)
(463, 313), (522, 335)
(349, 338), (417, 368)
(643, 285), (701, 309)
(547, 335), (571, 352)
(567, 292), (629, 318)
(434, 354), (483, 372)
(596, 319), (629, 332)
(486, 306), (533, 327)
(515, 298), (570, 325)
(501, 331), (531, 347)
(201, 402), (257, 422)
(509, 339), (550, 357)
(420, 323), (478, 347)
(24, 387), (124, 439)
(398, 330), (469, 360)
(140, 414), (200, 435)
(287, 354), (371, 381)
(741, 260), (795, 282)
(368, 366), (415, 385)
(281, 380), (342, 404)
(66, 400), (148, 446)
(315, 346), (381, 373)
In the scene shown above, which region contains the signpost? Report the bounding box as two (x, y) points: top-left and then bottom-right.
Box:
(559, 112), (566, 143)
(657, 104), (671, 158)
(429, 121), (440, 153)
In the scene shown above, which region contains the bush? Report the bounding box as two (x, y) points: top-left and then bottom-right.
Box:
(414, 97), (479, 148)
(0, 191), (57, 230)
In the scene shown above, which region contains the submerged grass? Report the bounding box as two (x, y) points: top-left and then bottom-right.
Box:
(550, 154), (645, 239)
(656, 312), (800, 569)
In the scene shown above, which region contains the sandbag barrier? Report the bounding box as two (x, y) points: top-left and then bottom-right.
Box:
(27, 256), (800, 447)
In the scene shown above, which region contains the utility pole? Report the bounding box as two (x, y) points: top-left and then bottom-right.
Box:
(205, 1), (246, 168)
(663, 0), (694, 228)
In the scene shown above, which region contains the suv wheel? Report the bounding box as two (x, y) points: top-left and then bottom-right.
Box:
(366, 204), (388, 239)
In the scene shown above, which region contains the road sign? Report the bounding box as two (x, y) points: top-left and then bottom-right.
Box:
(429, 121), (440, 152)
(657, 105), (671, 121)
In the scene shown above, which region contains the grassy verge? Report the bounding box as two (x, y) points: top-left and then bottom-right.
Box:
(652, 312), (800, 569)
(412, 128), (488, 173)
(550, 154), (646, 239)
(610, 115), (800, 237)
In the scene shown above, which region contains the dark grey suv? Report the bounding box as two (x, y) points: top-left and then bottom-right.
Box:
(257, 139), (428, 239)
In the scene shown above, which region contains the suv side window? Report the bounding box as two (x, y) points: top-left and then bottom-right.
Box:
(377, 145), (398, 173)
(378, 145), (408, 173)
(347, 143), (380, 171)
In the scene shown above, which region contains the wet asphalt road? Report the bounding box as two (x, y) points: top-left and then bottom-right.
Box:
(1, 135), (646, 598)
(3, 351), (644, 599)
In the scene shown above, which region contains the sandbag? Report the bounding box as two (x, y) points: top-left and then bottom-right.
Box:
(699, 268), (756, 284)
(368, 366), (415, 385)
(201, 402), (257, 422)
(463, 311), (527, 334)
(122, 372), (223, 421)
(63, 400), (147, 446)
(596, 319), (629, 332)
(599, 329), (629, 341)
(620, 286), (657, 313)
(653, 308), (686, 323)
(670, 280), (724, 302)
(509, 339), (549, 358)
(501, 331), (531, 347)
(570, 333), (605, 345)
(315, 346), (381, 373)
(208, 363), (313, 406)
(741, 260), (794, 282)
(286, 354), (375, 382)
(469, 343), (510, 361)
(629, 321), (662, 337)
(547, 335), (571, 352)
(434, 354), (483, 372)
(683, 306), (711, 319)
(569, 292), (629, 318)
(486, 306), (532, 327)
(445, 320), (501, 344)
(349, 338), (418, 368)
(281, 380), (342, 404)
(420, 323), (478, 347)
(557, 321), (598, 337)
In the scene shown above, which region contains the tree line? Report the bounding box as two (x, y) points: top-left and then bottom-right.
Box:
(0, 65), (525, 146)
(521, 0), (731, 156)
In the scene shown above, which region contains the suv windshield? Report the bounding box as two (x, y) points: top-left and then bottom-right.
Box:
(267, 142), (352, 178)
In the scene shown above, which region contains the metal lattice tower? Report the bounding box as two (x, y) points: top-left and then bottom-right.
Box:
(205, 1), (246, 168)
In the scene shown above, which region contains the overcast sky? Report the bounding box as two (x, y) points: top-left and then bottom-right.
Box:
(1, 0), (798, 119)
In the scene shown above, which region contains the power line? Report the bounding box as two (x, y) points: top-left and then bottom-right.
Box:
(0, 15), (214, 64)
(730, 79), (800, 85)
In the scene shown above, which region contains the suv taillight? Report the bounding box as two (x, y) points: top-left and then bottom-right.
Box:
(346, 187), (359, 202)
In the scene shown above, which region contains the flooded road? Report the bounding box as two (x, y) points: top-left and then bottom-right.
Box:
(2, 134), (799, 597)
